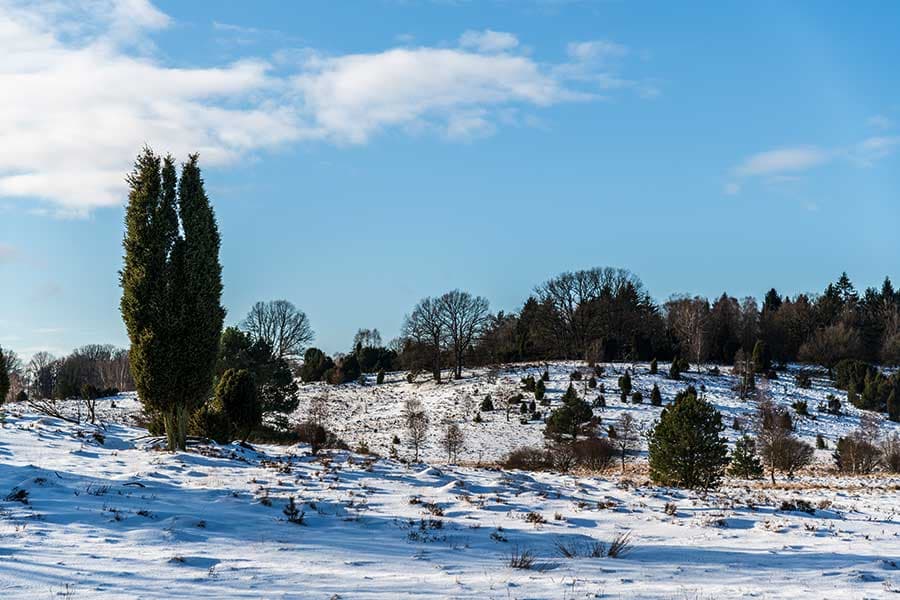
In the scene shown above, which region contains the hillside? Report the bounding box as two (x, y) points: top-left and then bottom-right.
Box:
(0, 362), (898, 598)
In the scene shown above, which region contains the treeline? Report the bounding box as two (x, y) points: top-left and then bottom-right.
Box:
(0, 344), (133, 404)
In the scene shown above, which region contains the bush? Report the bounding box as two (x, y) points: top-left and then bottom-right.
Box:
(541, 370), (549, 382)
(791, 400), (809, 416)
(189, 398), (231, 443)
(299, 348), (334, 382)
(824, 394), (842, 415)
(668, 360), (681, 380)
(833, 359), (875, 391)
(545, 394), (593, 441)
(816, 433), (827, 450)
(883, 434), (900, 473)
(572, 437), (615, 470)
(521, 375), (536, 392)
(728, 435), (764, 479)
(376, 370), (385, 384)
(570, 370), (582, 381)
(631, 391), (643, 404)
(650, 384), (662, 406)
(480, 395), (494, 411)
(534, 379), (546, 401)
(216, 368), (261, 442)
(649, 358), (658, 374)
(592, 394), (606, 408)
(618, 372), (632, 396)
(15, 389), (28, 403)
(795, 371), (812, 389)
(327, 354), (361, 385)
(588, 376), (597, 389)
(504, 447), (547, 471)
(833, 432), (882, 474)
(648, 391), (729, 489)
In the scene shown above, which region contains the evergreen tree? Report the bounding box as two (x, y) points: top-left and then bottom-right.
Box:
(728, 435), (764, 479)
(216, 368), (261, 442)
(0, 346), (9, 404)
(121, 150), (224, 451)
(545, 386), (592, 440)
(534, 378), (545, 401)
(648, 392), (729, 489)
(668, 359), (681, 380)
(618, 372), (632, 396)
(650, 383), (662, 406)
(649, 358), (658, 374)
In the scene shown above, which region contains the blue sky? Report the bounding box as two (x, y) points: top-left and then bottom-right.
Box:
(1, 0), (898, 359)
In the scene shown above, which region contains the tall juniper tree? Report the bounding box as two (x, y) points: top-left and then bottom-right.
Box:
(121, 149), (224, 451)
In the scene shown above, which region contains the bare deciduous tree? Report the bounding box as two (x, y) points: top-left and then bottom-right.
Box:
(242, 300), (314, 359)
(665, 295), (711, 371)
(442, 421), (465, 463)
(403, 397), (429, 462)
(353, 328), (382, 350)
(438, 290), (490, 379)
(614, 413), (641, 473)
(402, 297), (446, 382)
(755, 398), (813, 483)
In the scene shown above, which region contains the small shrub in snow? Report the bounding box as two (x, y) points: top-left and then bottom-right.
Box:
(833, 431), (882, 474)
(524, 511), (546, 525)
(570, 370), (582, 381)
(795, 371), (812, 389)
(649, 358), (658, 374)
(816, 433), (827, 449)
(534, 379), (545, 401)
(588, 376), (597, 389)
(791, 400), (809, 417)
(631, 391), (643, 404)
(507, 546), (536, 569)
(376, 370), (385, 384)
(480, 394), (494, 411)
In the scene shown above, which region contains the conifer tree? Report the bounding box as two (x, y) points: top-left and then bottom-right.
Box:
(0, 346), (9, 404)
(649, 358), (658, 375)
(650, 383), (662, 406)
(648, 392), (729, 489)
(216, 368), (261, 442)
(535, 378), (545, 401)
(752, 340), (770, 374)
(728, 435), (764, 479)
(121, 149), (224, 450)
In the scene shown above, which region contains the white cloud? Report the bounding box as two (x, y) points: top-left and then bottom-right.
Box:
(459, 29), (518, 53)
(723, 182), (740, 196)
(0, 1), (645, 214)
(733, 147), (829, 177)
(852, 135), (900, 166)
(566, 40), (628, 62)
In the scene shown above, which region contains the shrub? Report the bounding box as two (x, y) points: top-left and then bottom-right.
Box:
(649, 358), (658, 375)
(756, 400), (812, 482)
(833, 431), (882, 474)
(473, 412), (483, 423)
(824, 394), (842, 415)
(507, 546), (536, 570)
(592, 395), (606, 409)
(631, 391), (643, 404)
(545, 392), (593, 441)
(791, 400), (809, 416)
(521, 375), (536, 392)
(570, 370), (582, 381)
(534, 379), (545, 401)
(668, 360), (681, 381)
(572, 437), (616, 470)
(816, 433), (827, 450)
(299, 348), (334, 382)
(648, 392), (729, 489)
(882, 433), (900, 473)
(588, 376), (597, 389)
(728, 435), (764, 479)
(216, 368), (261, 442)
(503, 447), (547, 471)
(541, 370), (549, 382)
(283, 496), (305, 524)
(833, 359), (875, 391)
(650, 384), (662, 406)
(618, 372), (632, 396)
(480, 395), (494, 411)
(15, 389), (27, 403)
(376, 370), (385, 384)
(795, 371), (812, 389)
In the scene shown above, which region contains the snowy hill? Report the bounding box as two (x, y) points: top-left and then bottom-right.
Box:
(0, 362), (899, 598)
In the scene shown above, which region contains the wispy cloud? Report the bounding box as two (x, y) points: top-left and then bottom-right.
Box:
(459, 29), (519, 53)
(867, 114), (894, 131)
(732, 147), (830, 178)
(0, 3), (651, 214)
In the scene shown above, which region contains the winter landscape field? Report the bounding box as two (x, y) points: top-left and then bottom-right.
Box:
(3, 1), (900, 599)
(2, 362), (899, 599)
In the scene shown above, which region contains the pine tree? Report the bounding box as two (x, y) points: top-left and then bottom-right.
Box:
(668, 359), (681, 381)
(534, 378), (545, 401)
(121, 149), (224, 451)
(648, 392), (729, 489)
(649, 358), (658, 375)
(650, 383), (662, 406)
(728, 435), (764, 479)
(545, 386), (592, 441)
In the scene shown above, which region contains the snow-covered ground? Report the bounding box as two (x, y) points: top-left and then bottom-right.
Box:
(1, 362), (899, 599)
